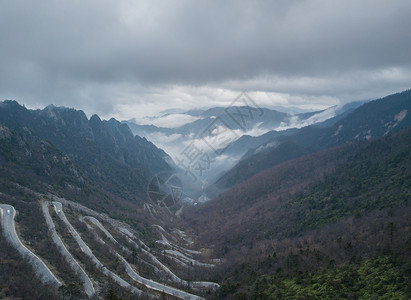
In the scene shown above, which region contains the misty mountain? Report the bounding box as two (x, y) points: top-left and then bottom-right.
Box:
(222, 100), (366, 158)
(313, 100), (368, 128)
(122, 103), (357, 198)
(124, 106), (288, 138)
(216, 90), (411, 191)
(124, 105), (345, 139)
(206, 102), (366, 161)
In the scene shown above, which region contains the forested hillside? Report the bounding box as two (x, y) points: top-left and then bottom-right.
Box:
(216, 90), (411, 191)
(184, 127), (411, 299)
(0, 101), (174, 221)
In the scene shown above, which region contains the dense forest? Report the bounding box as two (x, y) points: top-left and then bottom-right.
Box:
(184, 127), (411, 299)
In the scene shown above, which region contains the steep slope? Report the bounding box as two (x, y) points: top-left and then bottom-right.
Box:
(216, 89), (411, 190)
(0, 101), (171, 174)
(0, 124), (84, 193)
(0, 101), (172, 209)
(184, 127), (411, 299)
(0, 124), (140, 219)
(314, 100), (367, 128)
(185, 127), (411, 250)
(323, 89), (411, 145)
(216, 141), (314, 189)
(218, 129), (296, 158)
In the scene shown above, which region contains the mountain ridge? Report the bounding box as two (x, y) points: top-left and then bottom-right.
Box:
(215, 89), (411, 191)
(0, 100), (173, 212)
(183, 126), (411, 298)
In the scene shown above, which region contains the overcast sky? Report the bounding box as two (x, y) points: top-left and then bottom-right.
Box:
(1, 0), (410, 122)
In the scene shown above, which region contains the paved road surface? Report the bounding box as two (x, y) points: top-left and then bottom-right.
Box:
(0, 204), (61, 287)
(42, 201), (95, 298)
(82, 216), (117, 243)
(118, 226), (220, 290)
(83, 216), (205, 300)
(46, 194), (220, 289)
(51, 201), (149, 298)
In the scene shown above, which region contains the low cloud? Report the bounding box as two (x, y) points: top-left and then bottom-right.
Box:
(143, 114), (200, 128)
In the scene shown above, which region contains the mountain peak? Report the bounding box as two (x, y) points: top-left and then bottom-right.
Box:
(0, 100), (27, 111)
(90, 114), (101, 123)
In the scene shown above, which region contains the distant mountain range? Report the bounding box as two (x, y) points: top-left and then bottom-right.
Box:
(123, 101), (365, 198)
(124, 103), (361, 141)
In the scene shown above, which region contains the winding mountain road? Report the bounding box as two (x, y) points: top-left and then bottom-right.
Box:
(83, 216), (205, 300)
(118, 226), (220, 290)
(51, 201), (148, 298)
(42, 201), (95, 298)
(0, 204), (61, 287)
(82, 216), (117, 243)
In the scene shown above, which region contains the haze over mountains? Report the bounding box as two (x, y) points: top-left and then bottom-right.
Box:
(1, 89), (409, 205)
(1, 1), (411, 298)
(1, 88), (411, 299)
(121, 90), (410, 202)
(122, 97), (367, 199)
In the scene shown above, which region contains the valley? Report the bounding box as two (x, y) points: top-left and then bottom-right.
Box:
(1, 89), (411, 299)
(2, 2), (411, 298)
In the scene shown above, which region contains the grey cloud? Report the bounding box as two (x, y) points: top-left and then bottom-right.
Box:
(0, 0), (410, 117)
